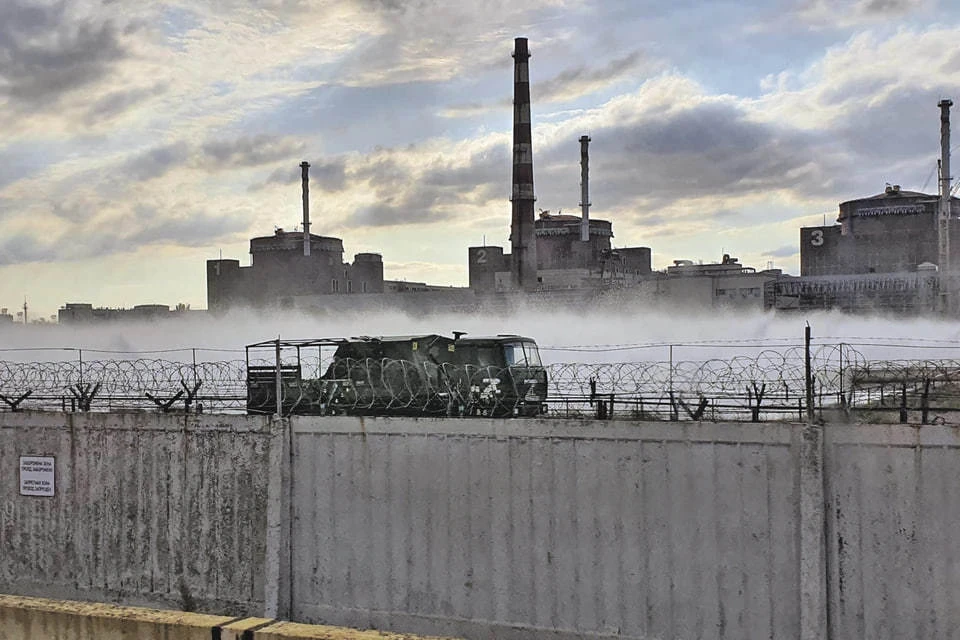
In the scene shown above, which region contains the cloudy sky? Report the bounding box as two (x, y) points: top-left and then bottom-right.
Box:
(1, 0), (959, 318)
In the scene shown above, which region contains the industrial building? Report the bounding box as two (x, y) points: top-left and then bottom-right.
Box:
(57, 303), (186, 324)
(766, 99), (957, 314)
(468, 212), (652, 293)
(768, 182), (960, 313)
(206, 228), (387, 311)
(206, 160), (395, 312)
(468, 41), (653, 295)
(800, 184), (960, 276)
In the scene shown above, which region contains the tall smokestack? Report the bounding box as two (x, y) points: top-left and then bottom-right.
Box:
(579, 135), (591, 242)
(938, 99), (952, 311)
(301, 161), (311, 257)
(511, 37), (537, 290)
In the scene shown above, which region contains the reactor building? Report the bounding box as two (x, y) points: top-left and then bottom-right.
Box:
(207, 162), (387, 312)
(800, 184), (960, 277)
(769, 99), (959, 313)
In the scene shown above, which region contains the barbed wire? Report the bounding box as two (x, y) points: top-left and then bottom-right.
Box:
(248, 359), (544, 418)
(2, 343), (960, 421)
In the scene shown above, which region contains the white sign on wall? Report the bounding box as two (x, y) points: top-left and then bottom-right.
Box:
(19, 456), (55, 497)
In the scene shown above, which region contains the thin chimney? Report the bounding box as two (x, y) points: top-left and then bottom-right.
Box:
(300, 161), (311, 256)
(510, 37), (537, 290)
(938, 100), (952, 312)
(579, 135), (591, 242)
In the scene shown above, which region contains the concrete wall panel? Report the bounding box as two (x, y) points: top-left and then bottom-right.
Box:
(0, 412), (272, 615)
(289, 418), (801, 640)
(825, 425), (960, 640)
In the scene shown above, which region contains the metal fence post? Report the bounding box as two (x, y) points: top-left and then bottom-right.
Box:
(805, 324), (814, 423)
(275, 337), (282, 418)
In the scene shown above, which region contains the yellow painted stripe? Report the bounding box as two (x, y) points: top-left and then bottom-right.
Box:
(0, 594), (235, 640)
(220, 616), (277, 639)
(0, 595), (461, 640)
(250, 621), (460, 640)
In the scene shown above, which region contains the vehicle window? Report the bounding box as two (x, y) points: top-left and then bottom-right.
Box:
(503, 342), (527, 366)
(522, 342), (542, 366)
(474, 346), (498, 367)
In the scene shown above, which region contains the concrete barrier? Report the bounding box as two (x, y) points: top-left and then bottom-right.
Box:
(0, 594), (459, 639)
(0, 593), (234, 639)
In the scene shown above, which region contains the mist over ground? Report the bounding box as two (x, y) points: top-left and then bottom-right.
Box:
(3, 307), (960, 365)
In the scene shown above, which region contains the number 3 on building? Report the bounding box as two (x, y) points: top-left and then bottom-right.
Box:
(810, 230), (824, 247)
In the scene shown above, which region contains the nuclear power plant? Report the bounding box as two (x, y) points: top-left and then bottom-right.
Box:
(200, 36), (956, 317)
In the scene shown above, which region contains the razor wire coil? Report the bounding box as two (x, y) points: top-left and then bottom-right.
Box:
(2, 343), (960, 420)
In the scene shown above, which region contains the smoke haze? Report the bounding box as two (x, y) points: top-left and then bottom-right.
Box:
(4, 307), (960, 364)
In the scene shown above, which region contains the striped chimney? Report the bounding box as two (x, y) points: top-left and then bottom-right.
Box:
(579, 135), (591, 242)
(511, 37), (537, 290)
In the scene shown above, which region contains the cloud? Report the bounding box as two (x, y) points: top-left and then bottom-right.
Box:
(118, 133), (310, 185)
(125, 209), (250, 248)
(0, 203), (251, 266)
(0, 232), (53, 265)
(349, 202), (442, 227)
(348, 188), (455, 227)
(858, 0), (924, 15)
(200, 134), (306, 168)
(308, 159), (348, 191)
(329, 0), (581, 86)
(439, 101), (505, 119)
(440, 50), (653, 118)
(50, 192), (112, 223)
(831, 86), (949, 160)
(121, 142), (191, 181)
(764, 245), (798, 258)
(83, 82), (169, 125)
(250, 158), (348, 192)
(534, 51), (651, 103)
(538, 92), (833, 210)
(795, 0), (930, 27)
(0, 0), (131, 109)
(332, 75), (838, 233)
(339, 138), (511, 228)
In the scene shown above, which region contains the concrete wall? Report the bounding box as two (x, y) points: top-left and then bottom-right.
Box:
(0, 412), (274, 615)
(289, 418), (805, 640)
(824, 425), (960, 640)
(4, 412), (960, 639)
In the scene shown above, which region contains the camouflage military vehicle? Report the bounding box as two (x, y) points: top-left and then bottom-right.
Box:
(246, 333), (547, 417)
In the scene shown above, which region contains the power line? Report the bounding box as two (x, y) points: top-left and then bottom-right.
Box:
(921, 161), (938, 192)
